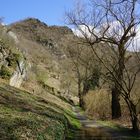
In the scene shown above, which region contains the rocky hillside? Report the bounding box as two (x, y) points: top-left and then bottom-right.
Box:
(9, 18), (73, 56)
(10, 18), (72, 41)
(0, 19), (80, 140)
(0, 25), (27, 87)
(5, 18), (79, 104)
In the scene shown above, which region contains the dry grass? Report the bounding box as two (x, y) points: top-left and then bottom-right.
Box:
(84, 88), (111, 120)
(84, 85), (140, 128)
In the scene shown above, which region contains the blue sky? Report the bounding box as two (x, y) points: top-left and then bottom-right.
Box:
(0, 0), (75, 25)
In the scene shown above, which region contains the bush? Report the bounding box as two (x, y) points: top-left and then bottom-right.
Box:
(6, 53), (21, 68)
(84, 89), (111, 120)
(0, 65), (12, 79)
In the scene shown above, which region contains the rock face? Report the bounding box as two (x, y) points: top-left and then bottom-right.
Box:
(9, 18), (73, 57)
(9, 60), (27, 88)
(0, 25), (27, 87)
(10, 18), (73, 43)
(8, 31), (19, 44)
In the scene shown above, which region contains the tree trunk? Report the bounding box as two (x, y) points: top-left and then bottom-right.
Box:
(78, 79), (84, 108)
(79, 92), (85, 108)
(130, 102), (139, 133)
(79, 95), (84, 108)
(83, 81), (89, 95)
(111, 87), (121, 119)
(111, 44), (125, 119)
(132, 115), (139, 133)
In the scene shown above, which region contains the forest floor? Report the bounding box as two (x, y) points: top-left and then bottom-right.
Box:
(72, 107), (140, 140)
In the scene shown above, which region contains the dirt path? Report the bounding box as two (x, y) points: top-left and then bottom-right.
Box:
(72, 107), (139, 140)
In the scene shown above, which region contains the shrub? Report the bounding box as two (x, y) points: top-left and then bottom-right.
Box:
(0, 65), (12, 79)
(6, 53), (21, 68)
(84, 89), (111, 120)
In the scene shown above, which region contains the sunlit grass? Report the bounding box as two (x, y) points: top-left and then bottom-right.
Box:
(0, 84), (74, 140)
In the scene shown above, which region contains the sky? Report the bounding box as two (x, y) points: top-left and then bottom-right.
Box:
(0, 0), (75, 25)
(0, 0), (140, 50)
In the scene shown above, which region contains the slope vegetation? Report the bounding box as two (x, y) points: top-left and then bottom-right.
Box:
(0, 84), (80, 140)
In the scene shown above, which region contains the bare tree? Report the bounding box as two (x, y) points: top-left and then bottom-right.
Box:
(65, 0), (140, 132)
(61, 34), (100, 108)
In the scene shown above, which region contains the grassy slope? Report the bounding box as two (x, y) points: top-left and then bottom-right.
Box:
(0, 84), (80, 140)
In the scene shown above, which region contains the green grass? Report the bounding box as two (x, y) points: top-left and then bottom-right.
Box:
(64, 108), (82, 140)
(97, 120), (121, 130)
(0, 104), (53, 139)
(65, 113), (81, 129)
(0, 84), (75, 140)
(64, 108), (81, 129)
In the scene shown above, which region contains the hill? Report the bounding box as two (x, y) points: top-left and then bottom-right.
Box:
(0, 18), (80, 139)
(6, 18), (78, 103)
(9, 18), (72, 55)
